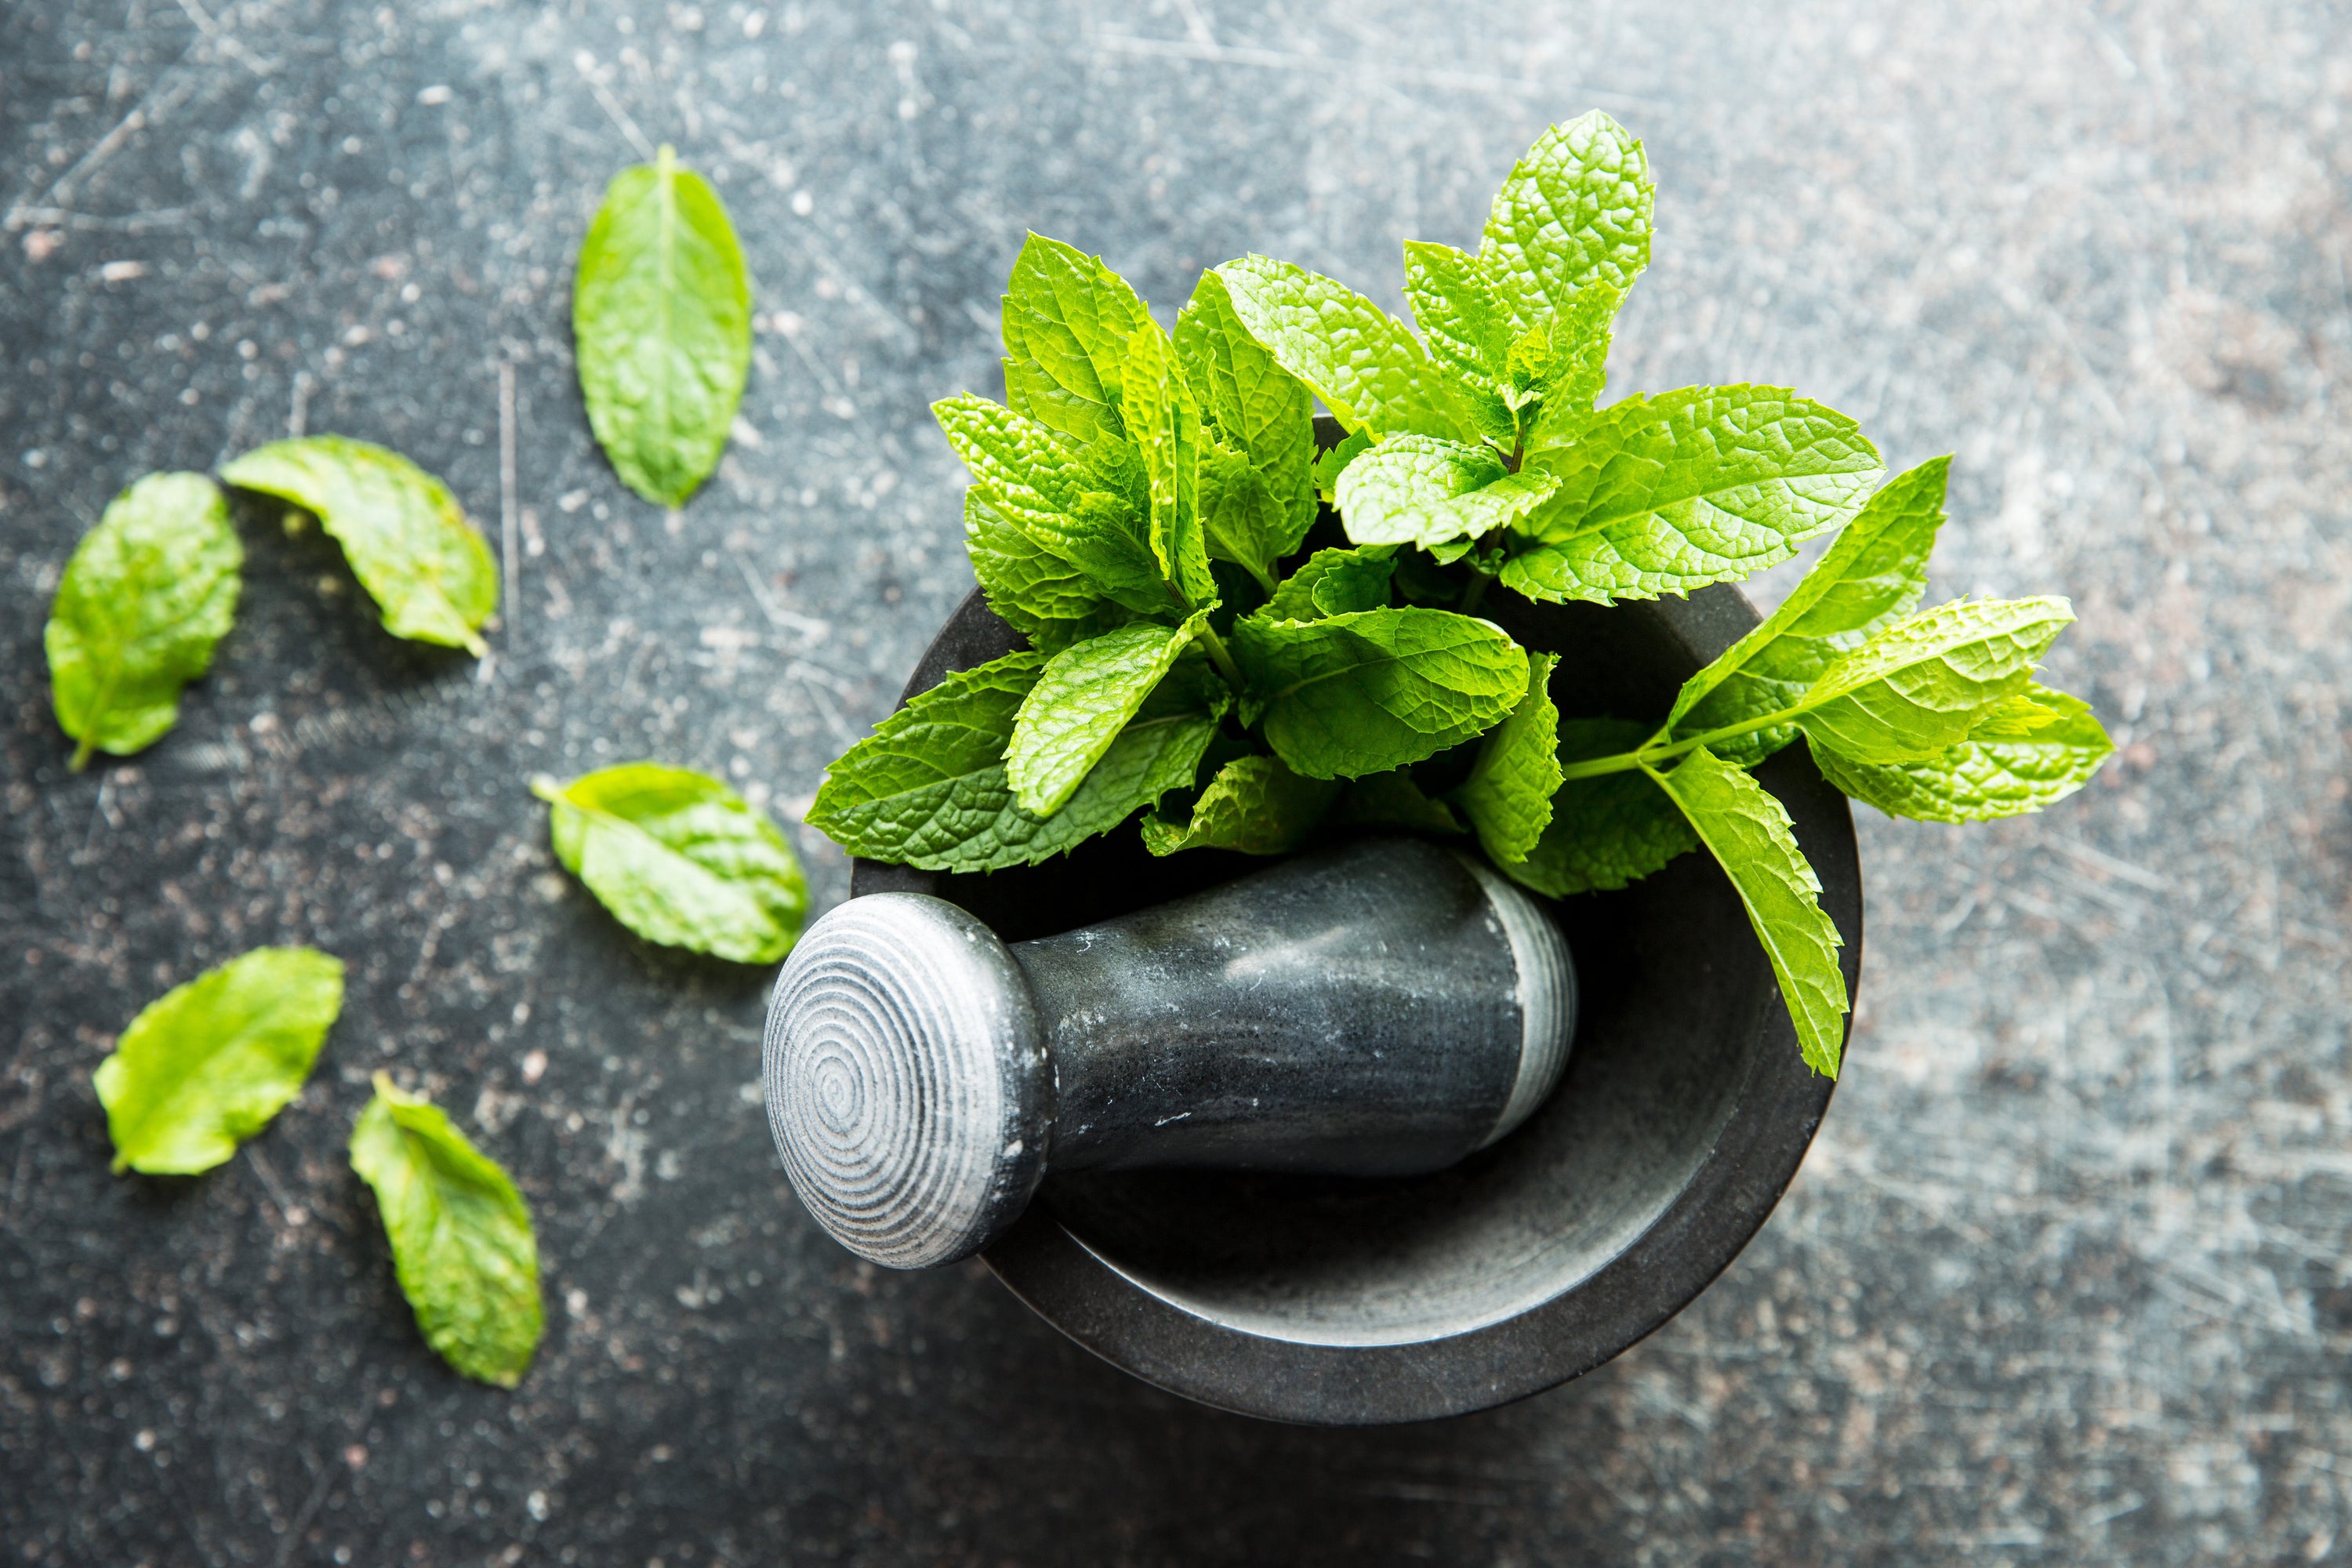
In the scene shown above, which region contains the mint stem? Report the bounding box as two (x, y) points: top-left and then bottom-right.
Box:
(1194, 626), (1246, 691)
(1556, 700), (1813, 781)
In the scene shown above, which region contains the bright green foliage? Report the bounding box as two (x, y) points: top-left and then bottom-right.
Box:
(1653, 748), (1849, 1078)
(1178, 270), (1318, 566)
(45, 472), (242, 770)
(1143, 754), (1340, 855)
(221, 436), (499, 655)
(1002, 233), (1155, 445)
(532, 764), (807, 965)
(1122, 324), (1216, 609)
(1506, 387), (1882, 605)
(1330, 771), (1466, 833)
(808, 653), (1226, 871)
(1450, 652), (1561, 866)
(1232, 607), (1527, 779)
(572, 146), (752, 506)
(1668, 456), (1947, 763)
(1508, 720), (1695, 896)
(349, 1074), (543, 1388)
(1260, 548), (1396, 622)
(1214, 256), (1468, 440)
(1007, 616), (1203, 815)
(1481, 111), (1655, 328)
(1312, 431), (1374, 503)
(1336, 434), (1559, 550)
(94, 947), (343, 1176)
(1815, 686), (2113, 822)
(963, 492), (1133, 653)
(1795, 597), (2074, 764)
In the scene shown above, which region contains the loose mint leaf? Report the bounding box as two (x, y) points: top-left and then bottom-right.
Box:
(1312, 430), (1374, 504)
(806, 653), (1226, 871)
(1653, 747), (1848, 1077)
(931, 395), (1168, 615)
(1142, 753), (1339, 855)
(1178, 270), (1318, 559)
(1508, 719), (1694, 896)
(1504, 387), (1881, 605)
(1337, 434), (1559, 549)
(93, 946), (343, 1176)
(1232, 606), (1528, 780)
(1260, 547), (1396, 622)
(1121, 324), (1216, 608)
(572, 145), (753, 507)
(1816, 684), (2112, 822)
(45, 471), (242, 771)
(1007, 615), (1203, 815)
(350, 1073), (543, 1388)
(1795, 597), (2074, 764)
(1449, 652), (1561, 865)
(1215, 256), (1468, 441)
(963, 492), (1132, 652)
(1668, 456), (1949, 764)
(1481, 112), (1654, 329)
(1000, 233), (1155, 445)
(531, 764), (808, 965)
(1330, 770), (1466, 834)
(221, 436), (499, 655)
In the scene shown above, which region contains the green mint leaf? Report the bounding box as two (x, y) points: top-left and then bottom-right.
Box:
(1142, 753), (1339, 855)
(532, 763), (808, 965)
(1667, 455), (1949, 763)
(1481, 112), (1654, 328)
(1001, 233), (1154, 445)
(1653, 747), (1847, 1077)
(572, 145), (753, 507)
(1510, 720), (1697, 896)
(1336, 434), (1559, 550)
(1795, 596), (2075, 764)
(220, 436), (499, 655)
(1214, 256), (1468, 440)
(45, 471), (241, 771)
(1330, 770), (1467, 834)
(963, 492), (1134, 652)
(1178, 270), (1319, 561)
(93, 946), (343, 1176)
(1448, 652), (1561, 866)
(1312, 430), (1374, 504)
(1402, 241), (1514, 387)
(931, 395), (1168, 615)
(805, 652), (1225, 871)
(1120, 324), (1217, 608)
(1232, 606), (1529, 780)
(1197, 440), (1294, 586)
(1520, 281), (1623, 450)
(1504, 386), (1882, 606)
(1007, 615), (1204, 815)
(1815, 684), (2112, 822)
(1260, 546), (1396, 622)
(349, 1073), (543, 1388)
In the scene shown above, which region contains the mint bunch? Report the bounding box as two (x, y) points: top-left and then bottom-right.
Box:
(810, 112), (2114, 1079)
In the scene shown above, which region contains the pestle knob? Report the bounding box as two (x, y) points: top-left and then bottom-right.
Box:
(764, 837), (1575, 1269)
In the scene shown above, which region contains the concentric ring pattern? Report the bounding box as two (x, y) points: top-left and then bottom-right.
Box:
(764, 895), (1047, 1269)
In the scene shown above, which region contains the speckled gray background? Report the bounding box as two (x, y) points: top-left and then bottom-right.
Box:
(3, 1), (2347, 1563)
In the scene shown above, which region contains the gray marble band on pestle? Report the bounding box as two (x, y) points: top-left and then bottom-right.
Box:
(764, 837), (1577, 1269)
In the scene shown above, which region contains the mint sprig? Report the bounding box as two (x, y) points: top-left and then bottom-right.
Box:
(810, 111), (2118, 1079)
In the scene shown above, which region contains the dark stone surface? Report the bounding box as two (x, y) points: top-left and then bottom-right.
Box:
(2, 1), (2347, 1564)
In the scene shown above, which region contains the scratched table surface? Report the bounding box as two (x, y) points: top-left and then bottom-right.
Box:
(3, 1), (2348, 1563)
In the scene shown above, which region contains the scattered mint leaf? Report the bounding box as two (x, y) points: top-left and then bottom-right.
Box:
(221, 435), (499, 655)
(1312, 430), (1374, 505)
(572, 145), (753, 507)
(45, 471), (242, 771)
(1449, 652), (1562, 866)
(1330, 770), (1467, 834)
(1001, 233), (1154, 445)
(1007, 615), (1204, 815)
(1508, 719), (1695, 896)
(1232, 606), (1528, 780)
(1504, 387), (1882, 605)
(1815, 685), (2112, 822)
(1481, 111), (1654, 330)
(350, 1073), (543, 1388)
(1214, 256), (1468, 441)
(532, 763), (808, 965)
(1178, 270), (1319, 562)
(1121, 323), (1217, 609)
(93, 946), (343, 1176)
(1142, 753), (1339, 855)
(1336, 434), (1559, 550)
(1259, 547), (1396, 622)
(1653, 747), (1848, 1077)
(963, 492), (1134, 653)
(1795, 596), (2074, 764)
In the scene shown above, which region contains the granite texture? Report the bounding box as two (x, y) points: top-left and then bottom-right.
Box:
(2, 1), (2347, 1563)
